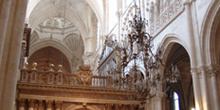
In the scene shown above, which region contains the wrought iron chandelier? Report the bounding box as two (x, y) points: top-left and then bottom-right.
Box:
(108, 0), (180, 107)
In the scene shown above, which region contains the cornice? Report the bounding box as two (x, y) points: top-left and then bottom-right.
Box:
(19, 94), (141, 105)
(17, 82), (128, 95)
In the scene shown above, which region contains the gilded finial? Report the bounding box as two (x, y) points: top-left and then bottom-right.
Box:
(23, 62), (28, 69)
(32, 62), (37, 70)
(49, 64), (54, 71)
(58, 64), (63, 72)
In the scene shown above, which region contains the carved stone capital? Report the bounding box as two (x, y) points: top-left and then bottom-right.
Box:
(192, 67), (205, 78)
(206, 65), (219, 77)
(192, 65), (219, 78)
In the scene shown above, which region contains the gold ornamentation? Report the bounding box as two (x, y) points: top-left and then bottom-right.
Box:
(38, 100), (44, 110)
(77, 66), (92, 85)
(115, 104), (122, 110)
(32, 62), (37, 70)
(105, 104), (113, 110)
(58, 64), (63, 72)
(28, 99), (35, 108)
(18, 98), (26, 107)
(46, 100), (53, 109)
(49, 64), (54, 71)
(55, 101), (63, 109)
(23, 62), (28, 69)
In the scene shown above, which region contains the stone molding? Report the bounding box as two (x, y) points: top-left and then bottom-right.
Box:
(19, 94), (140, 105)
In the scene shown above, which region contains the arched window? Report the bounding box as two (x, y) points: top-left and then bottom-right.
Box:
(166, 86), (181, 110)
(173, 92), (180, 110)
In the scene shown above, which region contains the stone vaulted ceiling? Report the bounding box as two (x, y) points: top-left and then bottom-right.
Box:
(26, 0), (100, 73)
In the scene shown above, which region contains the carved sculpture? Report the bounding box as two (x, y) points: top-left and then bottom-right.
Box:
(77, 66), (92, 86)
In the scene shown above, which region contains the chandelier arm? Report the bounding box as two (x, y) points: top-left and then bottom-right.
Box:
(148, 48), (169, 74)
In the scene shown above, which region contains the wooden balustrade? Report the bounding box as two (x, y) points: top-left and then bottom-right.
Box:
(19, 68), (128, 89)
(19, 64), (141, 92)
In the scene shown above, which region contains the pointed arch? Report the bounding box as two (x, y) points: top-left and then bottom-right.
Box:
(158, 34), (193, 67)
(200, 0), (220, 65)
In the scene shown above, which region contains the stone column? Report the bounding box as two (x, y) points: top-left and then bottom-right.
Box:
(46, 100), (53, 110)
(0, 0), (12, 101)
(191, 69), (202, 110)
(207, 66), (220, 110)
(0, 0), (28, 109)
(155, 92), (165, 110)
(184, 0), (204, 108)
(28, 99), (35, 110)
(145, 97), (151, 110)
(199, 68), (210, 110)
(18, 98), (26, 110)
(55, 101), (62, 110)
(0, 0), (12, 68)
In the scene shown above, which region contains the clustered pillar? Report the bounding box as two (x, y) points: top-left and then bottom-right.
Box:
(17, 99), (63, 110)
(0, 0), (28, 109)
(190, 65), (220, 110)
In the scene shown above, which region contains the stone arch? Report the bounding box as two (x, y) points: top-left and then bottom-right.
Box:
(159, 34), (192, 110)
(30, 13), (87, 44)
(158, 34), (192, 67)
(29, 39), (73, 72)
(27, 0), (103, 30)
(65, 104), (101, 110)
(86, 0), (103, 26)
(201, 0), (220, 65)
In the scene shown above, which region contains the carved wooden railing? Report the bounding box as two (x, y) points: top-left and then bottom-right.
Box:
(19, 64), (128, 89)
